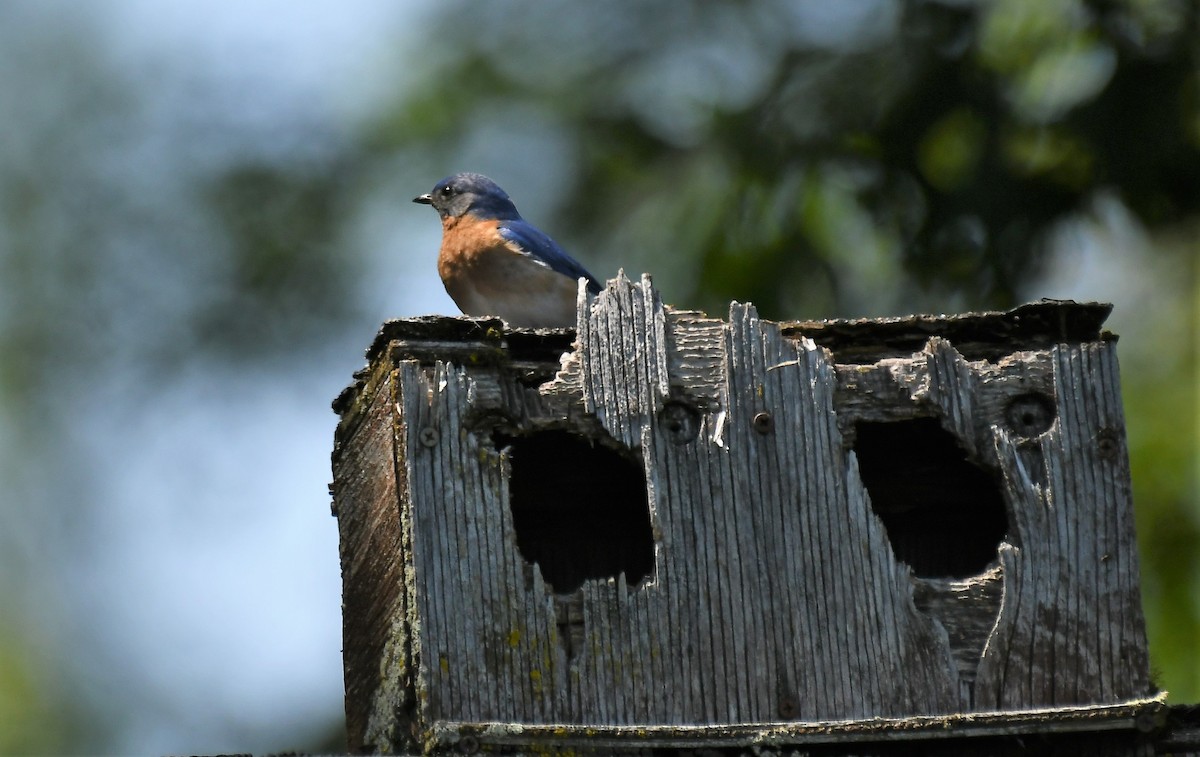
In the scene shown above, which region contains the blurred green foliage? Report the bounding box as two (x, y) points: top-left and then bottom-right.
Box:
(0, 638), (57, 755)
(197, 162), (362, 356)
(374, 0), (1199, 319)
(371, 0), (1199, 698)
(0, 2), (1196, 752)
(0, 9), (362, 752)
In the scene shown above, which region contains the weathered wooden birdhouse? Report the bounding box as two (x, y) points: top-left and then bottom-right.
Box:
(331, 274), (1165, 755)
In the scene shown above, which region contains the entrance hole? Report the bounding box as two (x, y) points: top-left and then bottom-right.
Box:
(495, 429), (654, 594)
(853, 418), (1008, 578)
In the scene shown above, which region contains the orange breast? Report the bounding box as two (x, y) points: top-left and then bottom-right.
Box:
(434, 215), (580, 327)
(436, 215), (505, 282)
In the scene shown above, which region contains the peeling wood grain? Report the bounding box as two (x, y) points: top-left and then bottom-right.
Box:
(331, 274), (1155, 754)
(977, 342), (1152, 708)
(330, 369), (416, 754)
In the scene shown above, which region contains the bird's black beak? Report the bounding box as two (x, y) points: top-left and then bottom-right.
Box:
(413, 193), (433, 205)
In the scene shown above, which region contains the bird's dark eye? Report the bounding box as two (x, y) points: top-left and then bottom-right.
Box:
(440, 185), (454, 197)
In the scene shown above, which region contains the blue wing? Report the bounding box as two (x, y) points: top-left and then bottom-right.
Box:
(498, 220), (602, 295)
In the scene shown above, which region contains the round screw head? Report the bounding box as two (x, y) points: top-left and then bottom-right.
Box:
(658, 400), (700, 445)
(752, 412), (774, 434)
(1096, 428), (1120, 460)
(419, 426), (440, 448)
(778, 695), (798, 719)
(1004, 392), (1056, 437)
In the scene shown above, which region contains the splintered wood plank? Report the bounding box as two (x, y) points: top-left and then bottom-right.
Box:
(397, 273), (960, 728)
(975, 341), (1152, 708)
(333, 274), (1158, 754)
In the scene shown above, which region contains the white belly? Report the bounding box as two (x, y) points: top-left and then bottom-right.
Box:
(445, 263), (582, 328)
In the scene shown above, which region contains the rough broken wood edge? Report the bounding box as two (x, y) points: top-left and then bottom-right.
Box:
(781, 299), (1114, 363)
(331, 293), (1114, 425)
(426, 694), (1169, 751)
(330, 275), (1154, 751)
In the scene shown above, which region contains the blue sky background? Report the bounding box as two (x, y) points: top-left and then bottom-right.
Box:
(0, 2), (442, 753)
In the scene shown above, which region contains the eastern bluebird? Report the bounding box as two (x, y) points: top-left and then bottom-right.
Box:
(414, 173), (602, 328)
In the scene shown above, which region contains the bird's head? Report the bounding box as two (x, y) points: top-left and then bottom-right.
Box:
(413, 173), (521, 221)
